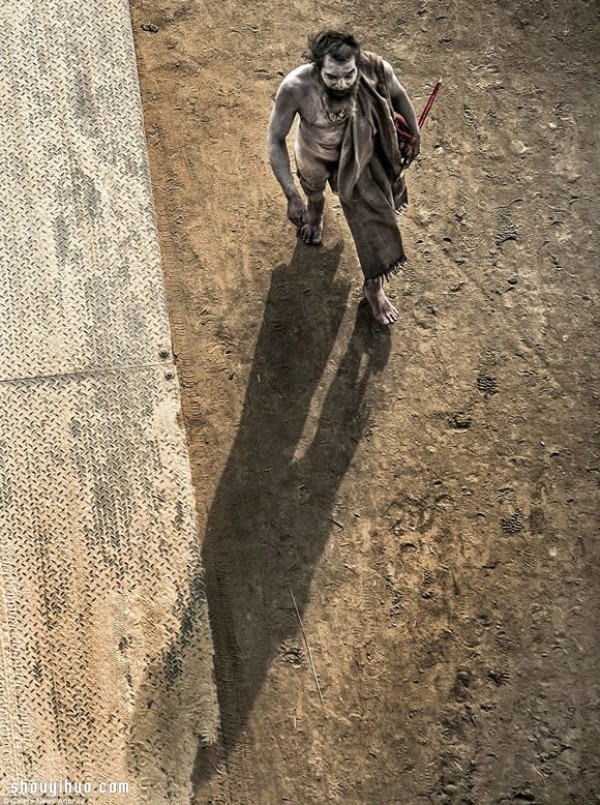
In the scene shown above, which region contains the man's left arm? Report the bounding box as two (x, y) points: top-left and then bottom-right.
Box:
(382, 60), (420, 160)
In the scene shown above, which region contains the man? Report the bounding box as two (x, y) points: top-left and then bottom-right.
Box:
(267, 30), (421, 325)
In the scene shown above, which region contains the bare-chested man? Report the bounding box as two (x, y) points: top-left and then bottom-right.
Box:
(267, 30), (420, 325)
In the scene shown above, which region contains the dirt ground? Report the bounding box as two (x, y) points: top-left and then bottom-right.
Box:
(129, 0), (599, 802)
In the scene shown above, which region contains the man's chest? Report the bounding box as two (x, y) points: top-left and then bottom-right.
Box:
(298, 92), (353, 129)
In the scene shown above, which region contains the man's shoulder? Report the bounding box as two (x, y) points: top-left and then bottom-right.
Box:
(278, 63), (315, 94)
(359, 50), (388, 76)
(359, 51), (397, 92)
(361, 50), (382, 63)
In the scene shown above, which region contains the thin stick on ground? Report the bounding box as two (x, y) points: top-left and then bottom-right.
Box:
(289, 587), (325, 707)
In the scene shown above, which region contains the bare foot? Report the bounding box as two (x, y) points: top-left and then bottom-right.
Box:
(298, 193), (325, 245)
(363, 280), (399, 325)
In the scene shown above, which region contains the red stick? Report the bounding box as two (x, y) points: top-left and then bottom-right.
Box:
(418, 79), (442, 129)
(396, 127), (414, 142)
(395, 79), (443, 168)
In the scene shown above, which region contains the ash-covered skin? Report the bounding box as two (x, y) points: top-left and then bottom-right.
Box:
(267, 32), (419, 325)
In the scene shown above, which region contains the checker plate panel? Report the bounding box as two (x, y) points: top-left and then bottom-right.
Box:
(0, 0), (217, 800)
(0, 0), (171, 380)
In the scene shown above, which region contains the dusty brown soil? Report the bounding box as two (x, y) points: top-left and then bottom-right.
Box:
(130, 0), (599, 802)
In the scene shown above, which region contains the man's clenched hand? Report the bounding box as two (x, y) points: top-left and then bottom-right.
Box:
(405, 131), (421, 166)
(287, 193), (307, 227)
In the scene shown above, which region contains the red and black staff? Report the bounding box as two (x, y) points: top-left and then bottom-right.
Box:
(418, 78), (442, 129)
(395, 78), (442, 167)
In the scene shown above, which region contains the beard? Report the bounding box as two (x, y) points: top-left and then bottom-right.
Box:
(315, 68), (359, 102)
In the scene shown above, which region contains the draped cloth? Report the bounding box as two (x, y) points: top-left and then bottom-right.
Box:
(336, 51), (409, 284)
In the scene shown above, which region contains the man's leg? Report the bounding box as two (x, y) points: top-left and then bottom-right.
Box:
(294, 146), (331, 245)
(363, 277), (399, 325)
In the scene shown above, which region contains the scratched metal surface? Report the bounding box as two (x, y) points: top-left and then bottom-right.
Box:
(0, 0), (172, 381)
(0, 1), (217, 801)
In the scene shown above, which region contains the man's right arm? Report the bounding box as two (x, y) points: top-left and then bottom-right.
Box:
(267, 80), (306, 226)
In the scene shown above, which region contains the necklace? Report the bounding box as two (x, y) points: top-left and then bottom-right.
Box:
(320, 90), (354, 124)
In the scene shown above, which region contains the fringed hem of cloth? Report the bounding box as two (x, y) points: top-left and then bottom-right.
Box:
(363, 254), (407, 286)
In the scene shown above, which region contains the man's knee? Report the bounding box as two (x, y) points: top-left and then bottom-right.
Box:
(298, 171), (327, 196)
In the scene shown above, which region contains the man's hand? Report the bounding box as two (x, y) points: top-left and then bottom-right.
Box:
(405, 131), (421, 166)
(394, 111), (421, 167)
(287, 193), (307, 227)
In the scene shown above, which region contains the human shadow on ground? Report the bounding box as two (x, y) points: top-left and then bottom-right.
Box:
(193, 239), (391, 786)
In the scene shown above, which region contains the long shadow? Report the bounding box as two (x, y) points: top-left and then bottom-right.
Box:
(192, 239), (391, 787)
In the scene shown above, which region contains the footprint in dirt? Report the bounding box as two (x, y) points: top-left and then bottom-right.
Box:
(412, 297), (437, 329)
(477, 372), (498, 396)
(488, 668), (510, 686)
(500, 508), (524, 535)
(448, 412), (472, 430)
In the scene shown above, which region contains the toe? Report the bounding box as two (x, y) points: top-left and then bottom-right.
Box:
(310, 228), (322, 245)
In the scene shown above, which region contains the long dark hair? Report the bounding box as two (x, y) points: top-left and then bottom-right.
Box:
(304, 29), (362, 69)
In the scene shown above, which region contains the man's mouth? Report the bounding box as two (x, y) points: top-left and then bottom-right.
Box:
(326, 84), (355, 98)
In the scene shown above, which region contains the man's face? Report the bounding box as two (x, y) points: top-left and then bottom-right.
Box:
(319, 55), (358, 99)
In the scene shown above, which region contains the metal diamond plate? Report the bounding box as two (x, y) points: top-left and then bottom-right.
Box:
(0, 0), (218, 801)
(0, 0), (172, 380)
(0, 368), (218, 801)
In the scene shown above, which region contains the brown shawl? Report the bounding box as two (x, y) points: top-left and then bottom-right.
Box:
(335, 52), (408, 284)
